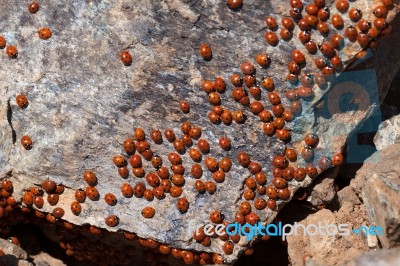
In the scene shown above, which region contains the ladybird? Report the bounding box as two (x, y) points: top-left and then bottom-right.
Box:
(336, 0), (349, 12)
(348, 8), (362, 22)
(202, 80), (215, 94)
(135, 140), (149, 153)
(240, 61), (255, 75)
(173, 139), (186, 154)
(248, 162), (262, 175)
(194, 180), (206, 194)
(52, 207), (65, 218)
(222, 241), (234, 255)
(330, 55), (342, 71)
(255, 173), (267, 186)
(331, 14), (344, 29)
(38, 28), (52, 40)
(286, 90), (299, 101)
(272, 177), (288, 189)
(199, 43), (212, 61)
(272, 104), (285, 117)
(304, 133), (319, 148)
(285, 148), (297, 162)
(47, 194), (59, 206)
(265, 31), (279, 46)
(208, 92), (221, 105)
(120, 51), (132, 66)
(218, 137), (231, 151)
(305, 15), (318, 27)
(176, 197), (189, 213)
(255, 54), (270, 68)
(329, 34), (344, 50)
(373, 18), (386, 30)
(357, 33), (370, 47)
(119, 183), (133, 198)
(86, 186), (100, 201)
(290, 101), (302, 115)
(244, 75), (256, 88)
(33, 196), (44, 208)
(301, 147), (314, 161)
(189, 126), (202, 140)
(28, 2), (39, 13)
(319, 42), (336, 58)
(181, 134), (193, 148)
(159, 180), (171, 193)
(16, 94), (29, 108)
(297, 19), (309, 31)
(318, 156), (332, 170)
(236, 152), (251, 168)
(204, 157), (219, 172)
(344, 26), (358, 42)
(288, 61), (300, 75)
(281, 17), (294, 30)
(143, 189), (154, 201)
(277, 188), (291, 200)
(197, 139), (210, 154)
(305, 3), (319, 15)
(205, 181), (217, 194)
(105, 215), (119, 227)
(290, 8), (302, 20)
(104, 193), (117, 206)
(255, 198), (267, 210)
(113, 155), (126, 168)
(171, 164), (185, 175)
(129, 155), (142, 168)
(357, 20), (371, 33)
(265, 16), (278, 30)
(227, 0), (243, 10)
(298, 30), (311, 44)
(179, 100), (190, 113)
(305, 40), (318, 54)
(0, 36), (6, 49)
(266, 199), (277, 210)
(249, 101), (264, 115)
(245, 177), (257, 190)
(266, 186), (277, 199)
(258, 110), (272, 122)
(280, 28), (292, 41)
(213, 77), (226, 93)
(41, 179), (55, 193)
(232, 110), (245, 123)
(70, 201), (82, 215)
(368, 27), (380, 39)
(290, 0), (303, 10)
(318, 7), (330, 21)
(170, 186), (183, 197)
(21, 135), (32, 150)
(282, 167), (295, 181)
(156, 166), (170, 179)
(232, 87), (247, 101)
(22, 191), (34, 206)
(6, 45), (17, 59)
(245, 212), (259, 225)
(314, 74), (327, 88)
(332, 153), (344, 166)
(272, 155), (288, 169)
(287, 73), (299, 84)
(217, 157), (231, 173)
(132, 167), (145, 177)
(213, 254), (224, 264)
(208, 111), (221, 124)
(189, 164), (202, 179)
(262, 122), (275, 136)
(273, 118), (285, 129)
(210, 210), (224, 223)
(291, 50), (305, 66)
(212, 170), (225, 183)
(305, 163), (318, 178)
(381, 0), (394, 9)
(317, 21), (329, 36)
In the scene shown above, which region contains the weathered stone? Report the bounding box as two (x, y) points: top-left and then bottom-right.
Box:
(307, 169), (338, 206)
(344, 248), (400, 266)
(374, 114), (400, 151)
(358, 144), (400, 248)
(287, 207), (369, 266)
(0, 239), (31, 266)
(337, 186), (361, 206)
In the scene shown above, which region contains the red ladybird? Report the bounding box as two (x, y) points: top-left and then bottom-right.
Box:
(265, 31), (279, 46)
(199, 43), (212, 61)
(120, 51), (132, 66)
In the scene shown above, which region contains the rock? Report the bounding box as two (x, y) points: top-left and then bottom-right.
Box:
(0, 239), (32, 266)
(287, 207), (369, 266)
(374, 114), (400, 151)
(345, 248), (400, 266)
(31, 252), (66, 266)
(0, 0), (399, 263)
(307, 169), (338, 206)
(357, 144), (400, 248)
(337, 186), (361, 206)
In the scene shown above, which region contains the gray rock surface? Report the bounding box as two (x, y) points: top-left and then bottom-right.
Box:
(357, 144), (400, 248)
(0, 239), (32, 266)
(0, 0), (399, 263)
(374, 114), (400, 151)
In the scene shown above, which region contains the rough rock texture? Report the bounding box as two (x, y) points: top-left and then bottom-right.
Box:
(0, 239), (32, 266)
(306, 168), (338, 206)
(0, 0), (399, 263)
(344, 248), (400, 266)
(287, 206), (370, 266)
(374, 114), (400, 151)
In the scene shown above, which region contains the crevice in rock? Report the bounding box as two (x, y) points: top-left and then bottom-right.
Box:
(6, 99), (16, 144)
